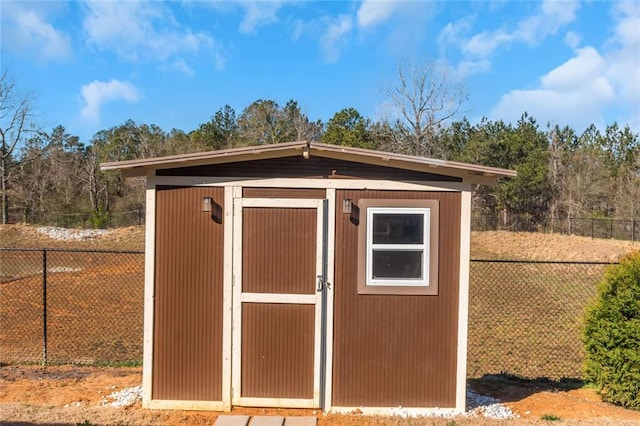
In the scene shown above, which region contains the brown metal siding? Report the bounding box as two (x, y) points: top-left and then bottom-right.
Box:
(241, 303), (315, 399)
(157, 156), (461, 182)
(332, 190), (461, 408)
(153, 186), (224, 401)
(242, 207), (317, 294)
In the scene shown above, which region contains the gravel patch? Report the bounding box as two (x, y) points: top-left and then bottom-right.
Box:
(466, 389), (518, 419)
(49, 266), (83, 273)
(37, 226), (111, 241)
(102, 385), (143, 408)
(95, 385), (514, 418)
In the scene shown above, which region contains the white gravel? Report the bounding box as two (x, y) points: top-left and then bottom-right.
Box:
(101, 385), (143, 408)
(49, 266), (83, 273)
(95, 386), (515, 418)
(37, 226), (111, 241)
(466, 389), (518, 419)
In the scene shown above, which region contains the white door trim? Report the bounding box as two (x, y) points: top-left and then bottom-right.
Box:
(231, 197), (326, 408)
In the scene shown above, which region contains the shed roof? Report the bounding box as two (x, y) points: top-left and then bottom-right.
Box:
(101, 140), (516, 185)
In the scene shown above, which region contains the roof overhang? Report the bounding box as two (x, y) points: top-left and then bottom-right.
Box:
(100, 141), (516, 185)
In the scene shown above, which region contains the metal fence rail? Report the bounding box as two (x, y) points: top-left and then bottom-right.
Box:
(472, 213), (639, 242)
(1, 248), (614, 379)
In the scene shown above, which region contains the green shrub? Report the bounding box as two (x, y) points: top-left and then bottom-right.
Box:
(541, 414), (562, 421)
(90, 208), (110, 229)
(583, 251), (640, 409)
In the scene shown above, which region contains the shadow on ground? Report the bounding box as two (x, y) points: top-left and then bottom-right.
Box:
(468, 373), (585, 403)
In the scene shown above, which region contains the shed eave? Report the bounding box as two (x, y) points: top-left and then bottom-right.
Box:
(101, 141), (516, 184)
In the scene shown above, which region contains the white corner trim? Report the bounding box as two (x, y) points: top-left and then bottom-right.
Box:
(221, 186), (234, 411)
(456, 187), (472, 413)
(142, 172), (156, 407)
(231, 190), (243, 405)
(323, 188), (336, 412)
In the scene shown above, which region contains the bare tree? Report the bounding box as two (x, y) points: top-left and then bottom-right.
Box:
(0, 71), (34, 224)
(382, 56), (467, 158)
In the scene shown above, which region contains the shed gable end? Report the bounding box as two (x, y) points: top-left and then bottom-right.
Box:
(156, 156), (461, 182)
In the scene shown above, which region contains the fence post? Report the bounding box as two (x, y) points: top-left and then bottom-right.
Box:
(42, 249), (48, 366)
(610, 218), (613, 239)
(591, 219), (594, 239)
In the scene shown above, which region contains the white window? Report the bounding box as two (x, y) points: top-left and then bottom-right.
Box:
(357, 199), (439, 295)
(366, 207), (430, 286)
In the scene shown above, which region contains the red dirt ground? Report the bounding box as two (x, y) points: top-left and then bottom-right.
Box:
(2, 366), (640, 425)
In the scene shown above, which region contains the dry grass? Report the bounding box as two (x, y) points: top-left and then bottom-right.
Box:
(471, 231), (637, 262)
(0, 224), (145, 251)
(2, 225), (636, 260)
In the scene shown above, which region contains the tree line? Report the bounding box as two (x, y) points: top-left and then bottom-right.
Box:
(1, 68), (638, 229)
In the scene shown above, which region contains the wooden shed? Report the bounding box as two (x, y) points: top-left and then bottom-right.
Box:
(102, 141), (515, 415)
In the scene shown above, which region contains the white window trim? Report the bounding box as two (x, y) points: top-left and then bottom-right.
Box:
(357, 198), (439, 296)
(365, 207), (431, 286)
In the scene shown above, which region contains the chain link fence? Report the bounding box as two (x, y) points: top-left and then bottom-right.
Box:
(0, 248), (144, 365)
(472, 213), (639, 242)
(1, 248), (614, 379)
(468, 259), (611, 380)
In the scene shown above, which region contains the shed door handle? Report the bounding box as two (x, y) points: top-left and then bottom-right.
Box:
(317, 275), (325, 292)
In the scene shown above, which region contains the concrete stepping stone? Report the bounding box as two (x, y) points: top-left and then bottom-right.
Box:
(215, 415), (250, 426)
(250, 415), (284, 425)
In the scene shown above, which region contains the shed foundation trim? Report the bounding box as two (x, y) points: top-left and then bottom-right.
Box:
(330, 406), (461, 416)
(144, 399), (225, 411)
(234, 397), (319, 409)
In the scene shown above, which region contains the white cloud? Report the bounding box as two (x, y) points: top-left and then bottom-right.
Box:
(463, 30), (512, 57)
(438, 17), (474, 52)
(607, 1), (640, 104)
(1, 2), (71, 62)
(462, 0), (580, 57)
(542, 47), (606, 91)
(488, 26), (638, 132)
(319, 15), (353, 63)
(81, 1), (224, 70)
(80, 80), (140, 123)
(294, 1), (432, 63)
(238, 1), (284, 34)
(455, 59), (491, 79)
(357, 0), (397, 28)
(168, 59), (194, 76)
(564, 31), (580, 49)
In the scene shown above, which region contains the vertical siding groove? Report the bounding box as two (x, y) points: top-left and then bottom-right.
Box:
(153, 186), (224, 401)
(333, 190), (461, 407)
(242, 208), (316, 294)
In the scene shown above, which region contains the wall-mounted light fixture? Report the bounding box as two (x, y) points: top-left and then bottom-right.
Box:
(343, 198), (352, 214)
(202, 197), (213, 212)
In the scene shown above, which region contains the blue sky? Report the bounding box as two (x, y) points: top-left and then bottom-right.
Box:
(2, 0), (639, 143)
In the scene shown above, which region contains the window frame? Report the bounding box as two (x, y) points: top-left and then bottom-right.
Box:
(357, 199), (439, 295)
